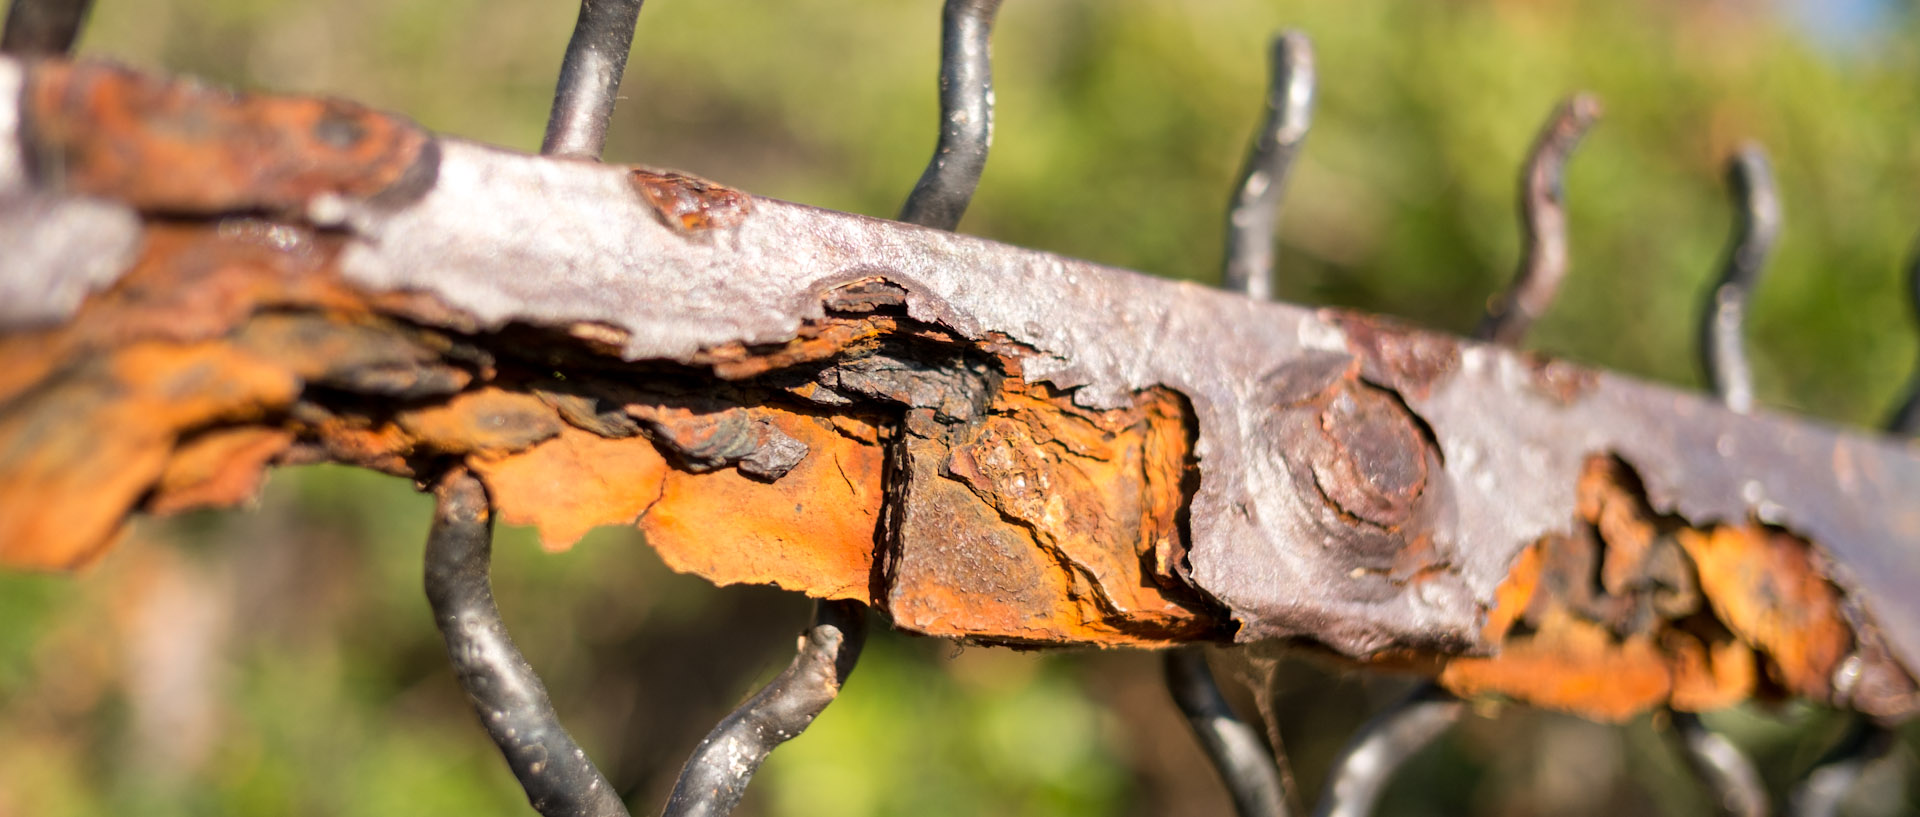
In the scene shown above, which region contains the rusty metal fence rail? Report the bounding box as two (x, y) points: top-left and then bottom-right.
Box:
(3, 0), (1919, 814)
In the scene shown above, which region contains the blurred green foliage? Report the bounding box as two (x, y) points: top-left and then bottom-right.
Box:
(4, 0), (1920, 815)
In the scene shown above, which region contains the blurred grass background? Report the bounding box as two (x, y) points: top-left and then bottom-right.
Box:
(3, 0), (1920, 814)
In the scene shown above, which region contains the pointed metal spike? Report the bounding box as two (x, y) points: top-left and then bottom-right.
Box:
(425, 469), (631, 817)
(897, 0), (1004, 231)
(1671, 712), (1769, 817)
(1221, 31), (1316, 302)
(542, 0), (646, 160)
(1, 0), (92, 56)
(1164, 648), (1293, 817)
(1476, 93), (1602, 345)
(1701, 144), (1782, 414)
(1310, 684), (1462, 817)
(662, 599), (867, 817)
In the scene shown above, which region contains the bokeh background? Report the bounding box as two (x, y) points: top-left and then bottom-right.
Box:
(4, 0), (1920, 814)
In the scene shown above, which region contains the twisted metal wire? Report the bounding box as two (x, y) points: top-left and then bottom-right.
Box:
(896, 0), (1004, 230)
(1221, 31), (1315, 302)
(1476, 93), (1602, 345)
(425, 469), (631, 817)
(1310, 684), (1462, 817)
(662, 601), (867, 817)
(1164, 648), (1292, 817)
(1700, 145), (1782, 415)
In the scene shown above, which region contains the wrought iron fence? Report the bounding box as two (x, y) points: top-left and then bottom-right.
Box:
(2, 0), (1917, 815)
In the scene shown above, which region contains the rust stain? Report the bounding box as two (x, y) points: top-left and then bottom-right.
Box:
(23, 61), (436, 215)
(1431, 455), (1887, 721)
(628, 168), (752, 234)
(396, 388), (563, 455)
(1323, 309), (1461, 400)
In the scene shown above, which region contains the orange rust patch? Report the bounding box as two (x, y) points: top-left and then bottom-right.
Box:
(396, 389), (562, 455)
(1680, 525), (1850, 698)
(628, 168), (752, 234)
(149, 427), (295, 515)
(641, 410), (883, 601)
(471, 426), (670, 552)
(0, 342), (299, 569)
(1433, 455), (1863, 720)
(24, 61), (434, 215)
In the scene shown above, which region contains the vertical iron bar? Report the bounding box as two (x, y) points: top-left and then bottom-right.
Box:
(1475, 94), (1602, 345)
(0, 0), (92, 55)
(1700, 145), (1782, 415)
(661, 601), (867, 817)
(1163, 648), (1291, 817)
(1220, 31), (1315, 302)
(1671, 712), (1770, 817)
(896, 0), (1004, 230)
(1310, 684), (1462, 817)
(542, 0), (646, 160)
(426, 469), (630, 817)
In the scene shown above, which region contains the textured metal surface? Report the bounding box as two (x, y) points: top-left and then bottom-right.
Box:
(1221, 31), (1313, 302)
(895, 0), (1001, 230)
(2, 59), (1918, 719)
(541, 0), (644, 160)
(1476, 94), (1601, 345)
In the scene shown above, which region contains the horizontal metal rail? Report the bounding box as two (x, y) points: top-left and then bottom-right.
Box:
(0, 58), (1917, 731)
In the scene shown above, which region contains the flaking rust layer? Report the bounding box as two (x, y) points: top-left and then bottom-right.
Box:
(2, 58), (1918, 719)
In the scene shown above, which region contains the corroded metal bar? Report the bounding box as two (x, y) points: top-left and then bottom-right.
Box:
(2, 60), (1918, 726)
(1701, 145), (1781, 415)
(1476, 94), (1602, 344)
(896, 0), (1002, 230)
(662, 601), (866, 817)
(543, 0), (645, 160)
(426, 469), (631, 817)
(1164, 649), (1291, 817)
(1221, 31), (1314, 301)
(1, 0), (90, 56)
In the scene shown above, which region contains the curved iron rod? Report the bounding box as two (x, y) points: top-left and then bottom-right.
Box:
(1310, 683), (1462, 817)
(426, 468), (631, 817)
(1786, 718), (1898, 817)
(542, 0), (646, 160)
(1671, 711), (1769, 817)
(896, 0), (1004, 231)
(1700, 145), (1782, 415)
(1889, 240), (1920, 435)
(661, 599), (867, 817)
(1475, 93), (1602, 345)
(0, 0), (91, 55)
(1163, 648), (1292, 817)
(1220, 31), (1315, 302)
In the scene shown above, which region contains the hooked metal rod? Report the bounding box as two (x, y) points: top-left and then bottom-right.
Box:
(542, 0), (646, 160)
(425, 468), (631, 817)
(1670, 712), (1769, 817)
(1309, 684), (1462, 817)
(1220, 31), (1315, 302)
(0, 0), (91, 56)
(1476, 93), (1602, 345)
(661, 601), (867, 817)
(896, 0), (1004, 230)
(1163, 648), (1292, 817)
(1701, 145), (1782, 415)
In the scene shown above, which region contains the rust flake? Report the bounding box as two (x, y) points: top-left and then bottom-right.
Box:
(1323, 309), (1460, 400)
(22, 61), (436, 215)
(629, 168), (752, 234)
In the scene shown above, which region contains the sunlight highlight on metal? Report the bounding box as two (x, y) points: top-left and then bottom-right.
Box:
(1221, 31), (1315, 302)
(1476, 93), (1602, 345)
(542, 0), (645, 160)
(1700, 145), (1781, 414)
(896, 0), (1003, 230)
